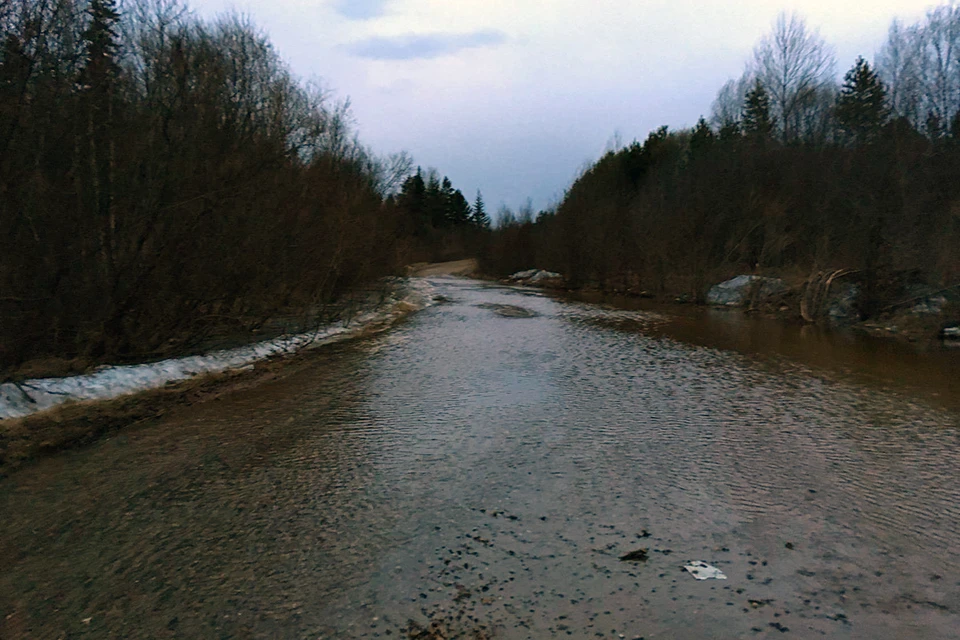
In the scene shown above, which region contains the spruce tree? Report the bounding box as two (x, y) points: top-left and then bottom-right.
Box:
(81, 0), (121, 92)
(717, 120), (741, 142)
(689, 117), (715, 154)
(397, 169), (428, 234)
(835, 57), (889, 146)
(742, 79), (774, 140)
(472, 190), (490, 228)
(447, 188), (472, 226)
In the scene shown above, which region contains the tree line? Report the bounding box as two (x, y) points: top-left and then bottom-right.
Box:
(483, 4), (960, 319)
(0, 0), (481, 378)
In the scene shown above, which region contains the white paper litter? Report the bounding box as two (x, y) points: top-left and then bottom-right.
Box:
(0, 278), (436, 421)
(684, 561), (727, 580)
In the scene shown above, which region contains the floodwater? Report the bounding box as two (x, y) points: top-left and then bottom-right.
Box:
(2, 277), (959, 639)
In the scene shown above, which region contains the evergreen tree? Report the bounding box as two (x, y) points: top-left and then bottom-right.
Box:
(689, 116), (716, 154)
(742, 79), (774, 140)
(81, 0), (122, 92)
(447, 188), (472, 226)
(472, 190), (491, 228)
(835, 57), (889, 145)
(424, 172), (447, 227)
(717, 120), (741, 142)
(397, 169), (428, 234)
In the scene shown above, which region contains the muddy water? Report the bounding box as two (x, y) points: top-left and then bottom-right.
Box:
(2, 277), (959, 639)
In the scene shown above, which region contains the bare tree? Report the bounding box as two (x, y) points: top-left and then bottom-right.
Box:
(752, 12), (836, 143)
(876, 18), (924, 124)
(878, 4), (960, 133)
(916, 2), (960, 129)
(710, 72), (752, 129)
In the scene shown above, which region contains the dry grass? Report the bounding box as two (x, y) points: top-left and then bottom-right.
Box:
(407, 259), (479, 277)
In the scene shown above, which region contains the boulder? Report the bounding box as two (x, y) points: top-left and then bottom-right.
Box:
(910, 295), (948, 315)
(507, 269), (564, 288)
(706, 275), (786, 307)
(826, 282), (861, 326)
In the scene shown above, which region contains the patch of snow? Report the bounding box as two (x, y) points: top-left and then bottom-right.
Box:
(684, 561), (727, 580)
(0, 279), (436, 421)
(508, 269), (563, 284)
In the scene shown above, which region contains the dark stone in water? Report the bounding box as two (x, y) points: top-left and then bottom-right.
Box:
(476, 303), (537, 318)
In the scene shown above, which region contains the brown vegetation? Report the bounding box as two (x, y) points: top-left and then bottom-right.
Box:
(0, 0), (483, 384)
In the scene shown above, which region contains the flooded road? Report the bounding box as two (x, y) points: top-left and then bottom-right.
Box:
(2, 277), (959, 639)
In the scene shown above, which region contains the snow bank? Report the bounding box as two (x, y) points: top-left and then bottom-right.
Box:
(0, 278), (436, 420)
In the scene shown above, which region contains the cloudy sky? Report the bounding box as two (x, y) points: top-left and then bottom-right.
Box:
(188, 0), (935, 212)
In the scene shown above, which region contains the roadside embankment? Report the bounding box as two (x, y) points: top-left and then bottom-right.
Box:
(0, 278), (436, 475)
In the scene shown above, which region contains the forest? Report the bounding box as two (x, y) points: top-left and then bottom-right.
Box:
(5, 1), (960, 383)
(0, 0), (485, 380)
(484, 6), (960, 324)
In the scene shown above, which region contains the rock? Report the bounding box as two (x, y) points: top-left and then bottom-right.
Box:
(619, 548), (649, 562)
(506, 269), (564, 288)
(477, 303), (537, 318)
(910, 295), (947, 315)
(826, 283), (861, 326)
(508, 269), (540, 281)
(707, 275), (786, 307)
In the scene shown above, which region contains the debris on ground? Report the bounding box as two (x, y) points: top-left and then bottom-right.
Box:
(684, 561), (727, 580)
(406, 619), (493, 639)
(619, 548), (649, 562)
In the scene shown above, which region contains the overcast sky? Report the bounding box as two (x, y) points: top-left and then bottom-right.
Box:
(187, 0), (935, 212)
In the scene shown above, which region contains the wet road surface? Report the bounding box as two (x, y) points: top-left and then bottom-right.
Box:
(2, 277), (959, 639)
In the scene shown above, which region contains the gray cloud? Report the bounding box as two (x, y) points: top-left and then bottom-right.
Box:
(334, 0), (391, 20)
(345, 29), (508, 60)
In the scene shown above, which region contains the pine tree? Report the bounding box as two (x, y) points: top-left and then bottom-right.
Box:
(472, 190), (490, 228)
(742, 80), (774, 140)
(835, 57), (889, 146)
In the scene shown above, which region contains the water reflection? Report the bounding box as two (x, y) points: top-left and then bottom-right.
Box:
(566, 290), (960, 412)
